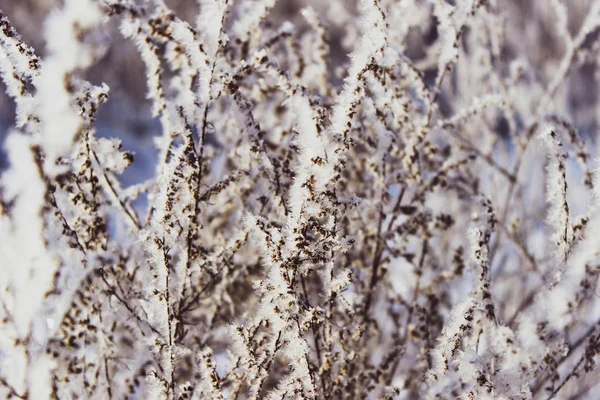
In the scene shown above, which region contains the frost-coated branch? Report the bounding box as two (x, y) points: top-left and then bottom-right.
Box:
(1, 0), (600, 399)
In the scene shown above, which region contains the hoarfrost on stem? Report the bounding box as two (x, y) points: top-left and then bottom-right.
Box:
(2, 0), (600, 399)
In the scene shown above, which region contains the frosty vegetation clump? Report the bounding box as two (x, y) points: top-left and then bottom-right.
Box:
(2, 0), (600, 398)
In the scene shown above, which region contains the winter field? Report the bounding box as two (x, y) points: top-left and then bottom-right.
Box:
(1, 0), (600, 399)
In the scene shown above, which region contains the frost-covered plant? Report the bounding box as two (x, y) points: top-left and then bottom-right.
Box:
(2, 0), (600, 399)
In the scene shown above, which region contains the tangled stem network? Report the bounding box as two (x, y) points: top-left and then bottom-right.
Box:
(1, 0), (600, 398)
